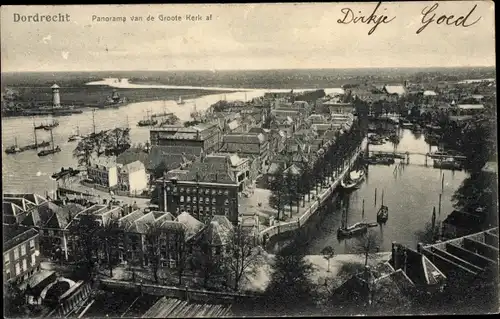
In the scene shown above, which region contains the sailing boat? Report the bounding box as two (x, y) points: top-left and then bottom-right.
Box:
(68, 125), (83, 142)
(37, 129), (61, 157)
(337, 207), (369, 239)
(34, 118), (59, 130)
(177, 96), (185, 105)
(23, 122), (50, 150)
(341, 169), (366, 190)
(137, 110), (158, 127)
(4, 137), (21, 154)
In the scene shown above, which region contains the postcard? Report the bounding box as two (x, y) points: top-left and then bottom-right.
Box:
(1, 2), (497, 317)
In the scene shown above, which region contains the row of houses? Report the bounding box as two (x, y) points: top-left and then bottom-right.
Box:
(79, 92), (357, 232)
(3, 192), (242, 282)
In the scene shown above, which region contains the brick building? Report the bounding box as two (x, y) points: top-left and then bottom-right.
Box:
(156, 155), (241, 224)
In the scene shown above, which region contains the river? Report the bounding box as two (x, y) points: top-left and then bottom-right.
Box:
(301, 128), (468, 254)
(1, 79), (343, 195)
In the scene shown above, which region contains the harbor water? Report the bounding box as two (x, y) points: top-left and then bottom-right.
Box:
(301, 128), (468, 254)
(1, 80), (342, 194)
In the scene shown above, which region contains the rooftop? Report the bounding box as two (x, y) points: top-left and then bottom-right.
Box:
(142, 297), (232, 318)
(223, 133), (266, 144)
(421, 227), (499, 277)
(89, 155), (117, 169)
(119, 160), (145, 174)
(151, 122), (219, 140)
(384, 85), (407, 96)
(3, 223), (39, 252)
(3, 193), (47, 206)
(176, 211), (204, 239)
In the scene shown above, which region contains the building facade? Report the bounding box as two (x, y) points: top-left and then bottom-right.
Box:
(149, 123), (222, 154)
(4, 224), (41, 283)
(117, 160), (149, 194)
(87, 157), (118, 188)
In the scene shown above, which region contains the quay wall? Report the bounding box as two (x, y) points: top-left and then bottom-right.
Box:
(99, 279), (262, 305)
(260, 138), (367, 243)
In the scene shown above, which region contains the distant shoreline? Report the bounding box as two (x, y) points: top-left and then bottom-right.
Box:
(1, 65), (496, 74)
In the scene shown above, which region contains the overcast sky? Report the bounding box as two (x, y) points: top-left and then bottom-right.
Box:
(1, 2), (495, 72)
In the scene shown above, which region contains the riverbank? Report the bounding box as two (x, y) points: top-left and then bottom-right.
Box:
(1, 87), (229, 118)
(261, 138), (367, 247)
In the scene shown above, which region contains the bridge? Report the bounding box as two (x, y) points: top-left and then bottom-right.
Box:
(367, 150), (467, 166)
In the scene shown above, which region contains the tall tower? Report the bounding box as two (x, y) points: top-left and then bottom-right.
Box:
(51, 84), (60, 107)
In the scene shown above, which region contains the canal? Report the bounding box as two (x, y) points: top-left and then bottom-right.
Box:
(273, 127), (469, 255)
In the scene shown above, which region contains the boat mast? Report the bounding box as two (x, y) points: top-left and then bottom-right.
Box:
(92, 108), (96, 135)
(50, 129), (54, 151)
(33, 121), (38, 146)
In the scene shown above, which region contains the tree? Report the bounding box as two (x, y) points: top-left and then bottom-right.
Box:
(191, 240), (221, 289)
(72, 137), (94, 167)
(98, 219), (122, 277)
(415, 222), (441, 245)
(92, 131), (108, 157)
(321, 246), (335, 272)
(174, 228), (189, 286)
(144, 223), (162, 284)
(4, 282), (28, 317)
(353, 230), (381, 267)
(152, 161), (169, 179)
(285, 168), (300, 215)
(264, 240), (317, 315)
(70, 214), (101, 280)
(225, 227), (261, 291)
(268, 163), (287, 221)
(104, 127), (131, 156)
(299, 160), (313, 204)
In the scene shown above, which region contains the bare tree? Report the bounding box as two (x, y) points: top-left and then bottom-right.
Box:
(225, 227), (261, 291)
(98, 219), (121, 277)
(191, 241), (220, 289)
(174, 228), (189, 286)
(321, 246), (335, 272)
(353, 230), (381, 267)
(69, 214), (100, 280)
(144, 222), (162, 283)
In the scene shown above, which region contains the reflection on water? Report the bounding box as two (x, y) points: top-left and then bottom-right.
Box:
(305, 128), (468, 254)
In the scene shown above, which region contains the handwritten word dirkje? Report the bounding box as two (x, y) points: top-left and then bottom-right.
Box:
(337, 2), (395, 35)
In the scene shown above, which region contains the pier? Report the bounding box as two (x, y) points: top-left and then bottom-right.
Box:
(260, 138), (367, 243)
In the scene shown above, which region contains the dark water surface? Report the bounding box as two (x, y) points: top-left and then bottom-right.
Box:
(303, 128), (468, 254)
